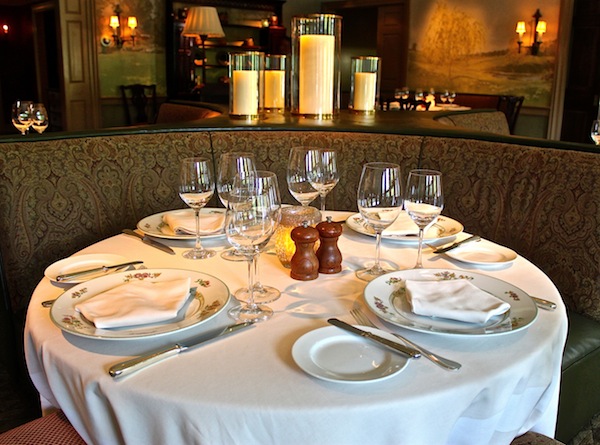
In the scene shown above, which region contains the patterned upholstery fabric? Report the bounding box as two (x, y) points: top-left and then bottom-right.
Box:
(0, 410), (86, 445)
(420, 136), (600, 322)
(511, 432), (565, 445)
(435, 110), (511, 135)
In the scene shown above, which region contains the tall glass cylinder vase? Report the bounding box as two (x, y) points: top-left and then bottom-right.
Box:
(229, 51), (264, 121)
(264, 55), (287, 113)
(291, 14), (342, 120)
(349, 56), (381, 114)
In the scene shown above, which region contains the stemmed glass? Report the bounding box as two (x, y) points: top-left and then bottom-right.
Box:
(440, 91), (449, 105)
(307, 148), (339, 212)
(31, 103), (49, 134)
(234, 170), (282, 304)
(179, 157), (216, 260)
(11, 101), (33, 135)
(287, 146), (320, 206)
(355, 162), (403, 281)
(404, 169), (444, 269)
(448, 92), (456, 105)
(226, 172), (280, 322)
(591, 120), (600, 145)
(217, 151), (257, 260)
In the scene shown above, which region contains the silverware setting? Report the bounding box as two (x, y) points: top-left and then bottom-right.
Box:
(430, 235), (481, 254)
(122, 229), (176, 255)
(531, 296), (557, 311)
(349, 308), (461, 371)
(55, 260), (143, 282)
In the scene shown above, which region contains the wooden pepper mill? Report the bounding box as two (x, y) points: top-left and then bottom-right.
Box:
(290, 221), (319, 281)
(316, 217), (343, 274)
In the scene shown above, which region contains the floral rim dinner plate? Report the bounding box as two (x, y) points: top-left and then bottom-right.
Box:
(292, 325), (409, 383)
(137, 208), (226, 240)
(50, 268), (230, 340)
(345, 212), (463, 243)
(44, 254), (128, 284)
(444, 240), (517, 266)
(364, 269), (537, 336)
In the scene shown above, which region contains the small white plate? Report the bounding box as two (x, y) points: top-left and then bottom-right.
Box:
(44, 254), (128, 284)
(345, 212), (463, 243)
(292, 325), (409, 383)
(137, 208), (226, 240)
(445, 240), (517, 266)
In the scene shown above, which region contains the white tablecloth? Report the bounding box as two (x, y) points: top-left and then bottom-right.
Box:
(25, 210), (567, 445)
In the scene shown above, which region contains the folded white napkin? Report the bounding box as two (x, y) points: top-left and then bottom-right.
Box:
(405, 279), (510, 324)
(162, 211), (225, 235)
(75, 277), (192, 329)
(382, 212), (420, 236)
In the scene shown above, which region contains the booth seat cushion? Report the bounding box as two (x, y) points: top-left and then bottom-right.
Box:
(0, 410), (85, 445)
(435, 109), (511, 135)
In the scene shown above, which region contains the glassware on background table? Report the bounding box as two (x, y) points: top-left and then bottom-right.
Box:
(404, 169), (444, 269)
(307, 148), (339, 212)
(179, 157), (216, 260)
(217, 151), (257, 261)
(226, 172), (280, 322)
(11, 100), (33, 135)
(448, 91), (456, 105)
(440, 90), (449, 105)
(287, 146), (320, 206)
(234, 170), (282, 304)
(31, 103), (49, 134)
(355, 162), (403, 281)
(591, 120), (600, 145)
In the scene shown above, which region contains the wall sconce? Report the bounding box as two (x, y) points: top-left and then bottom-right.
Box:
(108, 4), (137, 48)
(515, 9), (546, 55)
(2, 24), (8, 35)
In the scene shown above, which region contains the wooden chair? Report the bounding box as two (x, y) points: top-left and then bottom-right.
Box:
(498, 95), (525, 134)
(0, 410), (86, 445)
(120, 84), (157, 126)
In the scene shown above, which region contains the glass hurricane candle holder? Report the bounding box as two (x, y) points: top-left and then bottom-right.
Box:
(229, 51), (264, 120)
(349, 56), (380, 114)
(274, 206), (321, 268)
(264, 54), (287, 113)
(291, 14), (342, 120)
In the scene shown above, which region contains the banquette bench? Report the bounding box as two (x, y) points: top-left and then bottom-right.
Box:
(0, 112), (598, 443)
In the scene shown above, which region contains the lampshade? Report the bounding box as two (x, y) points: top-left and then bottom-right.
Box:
(182, 7), (225, 38)
(536, 20), (547, 34)
(127, 17), (138, 29)
(110, 15), (120, 29)
(515, 21), (526, 35)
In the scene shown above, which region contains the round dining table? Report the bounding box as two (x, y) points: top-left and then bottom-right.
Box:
(24, 210), (568, 445)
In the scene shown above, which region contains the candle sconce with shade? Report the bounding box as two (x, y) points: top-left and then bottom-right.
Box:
(515, 9), (547, 55)
(349, 56), (381, 114)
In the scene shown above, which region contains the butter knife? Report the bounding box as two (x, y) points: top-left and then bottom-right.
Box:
(55, 260), (143, 282)
(109, 322), (254, 378)
(123, 229), (175, 255)
(433, 235), (481, 253)
(327, 318), (421, 359)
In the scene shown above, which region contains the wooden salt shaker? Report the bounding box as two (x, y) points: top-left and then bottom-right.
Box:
(290, 221), (319, 281)
(316, 217), (343, 274)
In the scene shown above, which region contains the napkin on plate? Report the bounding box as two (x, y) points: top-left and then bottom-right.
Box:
(162, 211), (225, 235)
(75, 277), (192, 329)
(382, 211), (419, 236)
(405, 279), (510, 324)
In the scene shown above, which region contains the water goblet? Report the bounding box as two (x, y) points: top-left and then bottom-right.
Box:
(448, 91), (456, 105)
(440, 90), (449, 105)
(307, 148), (339, 212)
(287, 146), (320, 206)
(591, 120), (600, 145)
(355, 162), (403, 281)
(226, 173), (280, 322)
(179, 157), (216, 260)
(404, 169), (444, 269)
(31, 103), (49, 134)
(217, 151), (257, 261)
(234, 170), (282, 304)
(11, 100), (33, 135)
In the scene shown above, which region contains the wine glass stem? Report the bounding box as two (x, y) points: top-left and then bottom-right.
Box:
(246, 254), (257, 308)
(374, 231), (383, 270)
(253, 253), (263, 291)
(320, 193), (326, 212)
(415, 227), (425, 269)
(194, 209), (202, 251)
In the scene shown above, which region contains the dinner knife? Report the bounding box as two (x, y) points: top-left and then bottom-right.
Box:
(108, 322), (254, 378)
(55, 260), (144, 282)
(122, 229), (176, 255)
(433, 235), (481, 253)
(327, 318), (421, 359)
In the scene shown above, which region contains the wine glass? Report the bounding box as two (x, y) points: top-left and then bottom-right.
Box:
(404, 169), (444, 269)
(11, 101), (33, 135)
(217, 151), (257, 260)
(179, 157), (216, 260)
(287, 146), (319, 206)
(226, 172), (280, 322)
(234, 170), (282, 304)
(356, 162), (403, 281)
(307, 148), (339, 212)
(591, 120), (600, 145)
(440, 90), (449, 105)
(448, 91), (456, 105)
(31, 103), (49, 134)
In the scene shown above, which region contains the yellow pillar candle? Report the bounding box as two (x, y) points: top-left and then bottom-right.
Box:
(299, 34), (335, 115)
(265, 70), (285, 109)
(232, 70), (259, 116)
(353, 72), (377, 111)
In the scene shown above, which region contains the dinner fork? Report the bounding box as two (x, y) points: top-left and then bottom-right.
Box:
(350, 308), (461, 371)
